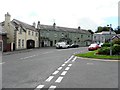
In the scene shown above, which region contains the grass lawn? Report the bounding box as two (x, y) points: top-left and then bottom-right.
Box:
(75, 51), (120, 60)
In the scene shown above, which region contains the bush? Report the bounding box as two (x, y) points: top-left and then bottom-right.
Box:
(102, 43), (111, 47)
(112, 44), (120, 55)
(98, 44), (120, 55)
(112, 39), (120, 45)
(98, 47), (110, 55)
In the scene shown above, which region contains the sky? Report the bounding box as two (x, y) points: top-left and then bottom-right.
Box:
(0, 0), (119, 32)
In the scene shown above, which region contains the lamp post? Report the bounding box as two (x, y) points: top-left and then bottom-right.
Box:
(109, 24), (112, 56)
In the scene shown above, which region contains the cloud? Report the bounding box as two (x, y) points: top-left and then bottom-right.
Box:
(0, 0), (119, 31)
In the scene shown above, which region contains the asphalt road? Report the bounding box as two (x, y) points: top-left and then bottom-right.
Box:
(2, 47), (119, 89)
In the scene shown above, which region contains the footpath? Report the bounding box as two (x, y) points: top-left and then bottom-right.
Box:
(2, 49), (33, 55)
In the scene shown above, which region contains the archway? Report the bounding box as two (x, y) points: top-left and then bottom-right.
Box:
(26, 40), (35, 49)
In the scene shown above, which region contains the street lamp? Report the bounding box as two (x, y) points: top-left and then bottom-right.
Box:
(109, 24), (112, 56)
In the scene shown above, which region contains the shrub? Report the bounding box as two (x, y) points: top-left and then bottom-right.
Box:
(112, 39), (120, 45)
(102, 43), (111, 47)
(98, 47), (110, 55)
(98, 44), (120, 55)
(112, 44), (120, 55)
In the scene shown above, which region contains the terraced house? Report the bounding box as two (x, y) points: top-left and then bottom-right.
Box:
(39, 23), (92, 47)
(1, 12), (92, 51)
(1, 12), (39, 51)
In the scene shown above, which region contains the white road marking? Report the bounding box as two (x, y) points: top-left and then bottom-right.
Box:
(68, 64), (72, 67)
(55, 76), (63, 83)
(61, 71), (67, 76)
(57, 67), (62, 70)
(68, 55), (74, 61)
(72, 57), (77, 62)
(46, 76), (54, 82)
(65, 67), (70, 71)
(36, 85), (44, 88)
(52, 70), (59, 75)
(49, 85), (56, 89)
(61, 64), (66, 66)
(64, 55), (74, 63)
(64, 61), (68, 64)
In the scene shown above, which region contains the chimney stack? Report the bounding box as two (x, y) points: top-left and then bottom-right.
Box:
(53, 22), (56, 29)
(37, 21), (40, 29)
(78, 26), (81, 30)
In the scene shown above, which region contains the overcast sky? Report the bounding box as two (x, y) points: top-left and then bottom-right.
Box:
(0, 0), (119, 31)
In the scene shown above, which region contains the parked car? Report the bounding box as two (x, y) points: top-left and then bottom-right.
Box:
(55, 42), (69, 49)
(88, 43), (99, 51)
(69, 43), (79, 48)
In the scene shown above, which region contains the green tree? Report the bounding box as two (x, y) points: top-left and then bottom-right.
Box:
(95, 26), (113, 33)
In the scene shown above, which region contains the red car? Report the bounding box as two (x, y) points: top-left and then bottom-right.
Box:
(88, 43), (100, 51)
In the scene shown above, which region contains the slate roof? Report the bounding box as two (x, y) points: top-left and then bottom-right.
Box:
(40, 24), (91, 34)
(111, 34), (120, 39)
(2, 19), (91, 34)
(12, 19), (36, 31)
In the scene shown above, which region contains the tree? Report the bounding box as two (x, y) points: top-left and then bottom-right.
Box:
(95, 26), (102, 33)
(95, 26), (113, 33)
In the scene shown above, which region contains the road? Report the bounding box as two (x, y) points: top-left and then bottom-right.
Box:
(2, 47), (118, 89)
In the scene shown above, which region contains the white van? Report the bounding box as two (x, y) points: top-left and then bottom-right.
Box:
(55, 42), (69, 49)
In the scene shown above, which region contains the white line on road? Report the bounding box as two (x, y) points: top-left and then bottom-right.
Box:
(52, 70), (59, 75)
(68, 55), (74, 61)
(49, 85), (56, 89)
(65, 67), (70, 71)
(61, 71), (67, 76)
(61, 64), (66, 66)
(36, 85), (44, 88)
(64, 61), (68, 64)
(46, 76), (54, 82)
(57, 67), (62, 70)
(68, 64), (72, 67)
(72, 57), (77, 62)
(55, 76), (63, 83)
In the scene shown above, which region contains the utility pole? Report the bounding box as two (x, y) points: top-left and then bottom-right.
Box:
(110, 24), (112, 56)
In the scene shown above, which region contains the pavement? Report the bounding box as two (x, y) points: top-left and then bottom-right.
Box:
(2, 49), (33, 55)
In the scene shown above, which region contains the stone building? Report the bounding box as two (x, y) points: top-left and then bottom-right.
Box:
(38, 22), (92, 47)
(0, 25), (7, 51)
(2, 12), (39, 51)
(1, 12), (92, 51)
(93, 31), (116, 44)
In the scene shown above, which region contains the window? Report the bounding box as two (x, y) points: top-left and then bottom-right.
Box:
(81, 35), (83, 38)
(54, 34), (57, 37)
(62, 33), (64, 37)
(22, 40), (24, 47)
(18, 39), (21, 47)
(36, 32), (38, 37)
(32, 31), (34, 36)
(28, 31), (30, 35)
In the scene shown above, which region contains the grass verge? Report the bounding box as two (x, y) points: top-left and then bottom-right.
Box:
(75, 51), (120, 60)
